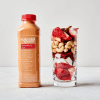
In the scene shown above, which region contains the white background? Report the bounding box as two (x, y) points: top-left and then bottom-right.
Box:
(0, 0), (100, 67)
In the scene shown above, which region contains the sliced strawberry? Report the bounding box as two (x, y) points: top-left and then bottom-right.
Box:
(52, 27), (72, 41)
(62, 32), (72, 41)
(55, 63), (73, 69)
(60, 74), (71, 80)
(68, 28), (77, 38)
(51, 36), (61, 42)
(73, 28), (79, 32)
(52, 27), (62, 38)
(52, 53), (55, 58)
(68, 67), (75, 77)
(60, 52), (72, 59)
(55, 63), (57, 66)
(60, 53), (67, 59)
(56, 74), (71, 80)
(54, 68), (69, 77)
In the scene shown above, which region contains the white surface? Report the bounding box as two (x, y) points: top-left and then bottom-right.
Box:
(0, 0), (100, 67)
(0, 67), (100, 100)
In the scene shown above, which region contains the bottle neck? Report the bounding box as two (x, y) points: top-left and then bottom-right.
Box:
(22, 20), (35, 24)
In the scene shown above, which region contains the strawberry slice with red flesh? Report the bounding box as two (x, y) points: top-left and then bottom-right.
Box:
(55, 63), (73, 69)
(60, 52), (72, 59)
(52, 27), (62, 38)
(52, 53), (55, 58)
(73, 28), (79, 32)
(68, 28), (77, 38)
(60, 74), (71, 80)
(54, 63), (75, 80)
(68, 67), (75, 77)
(55, 69), (71, 80)
(54, 68), (69, 77)
(52, 27), (72, 41)
(51, 36), (61, 42)
(60, 53), (66, 59)
(62, 32), (72, 41)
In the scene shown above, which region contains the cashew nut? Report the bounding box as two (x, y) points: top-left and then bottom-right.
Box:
(71, 48), (75, 54)
(52, 41), (59, 49)
(55, 41), (59, 46)
(64, 43), (71, 52)
(65, 45), (71, 49)
(67, 41), (74, 47)
(58, 42), (64, 48)
(56, 46), (64, 52)
(52, 39), (76, 54)
(52, 49), (56, 53)
(64, 48), (68, 52)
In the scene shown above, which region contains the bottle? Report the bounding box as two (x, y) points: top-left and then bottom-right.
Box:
(17, 14), (40, 88)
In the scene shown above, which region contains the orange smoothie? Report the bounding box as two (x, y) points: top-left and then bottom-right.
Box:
(17, 14), (40, 88)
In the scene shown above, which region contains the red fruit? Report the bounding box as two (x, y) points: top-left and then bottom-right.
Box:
(54, 68), (69, 77)
(52, 27), (72, 41)
(60, 74), (71, 80)
(52, 27), (63, 38)
(61, 52), (75, 61)
(55, 63), (73, 69)
(60, 53), (67, 59)
(73, 28), (79, 32)
(61, 52), (72, 59)
(51, 36), (61, 42)
(52, 53), (55, 58)
(68, 28), (77, 38)
(62, 32), (72, 41)
(56, 74), (71, 80)
(55, 62), (57, 66)
(68, 67), (75, 77)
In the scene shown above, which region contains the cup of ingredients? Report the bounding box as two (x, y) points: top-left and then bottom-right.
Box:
(51, 26), (78, 87)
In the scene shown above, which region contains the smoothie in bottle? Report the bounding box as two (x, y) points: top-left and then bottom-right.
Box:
(17, 14), (40, 88)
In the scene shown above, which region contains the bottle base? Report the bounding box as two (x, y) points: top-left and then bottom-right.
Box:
(54, 80), (77, 87)
(18, 82), (41, 88)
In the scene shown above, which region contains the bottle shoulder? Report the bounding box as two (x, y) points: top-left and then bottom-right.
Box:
(17, 23), (39, 36)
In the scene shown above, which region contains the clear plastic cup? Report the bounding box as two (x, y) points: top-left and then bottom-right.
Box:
(52, 27), (78, 87)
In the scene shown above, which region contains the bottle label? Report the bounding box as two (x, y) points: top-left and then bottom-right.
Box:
(19, 37), (39, 82)
(21, 44), (36, 49)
